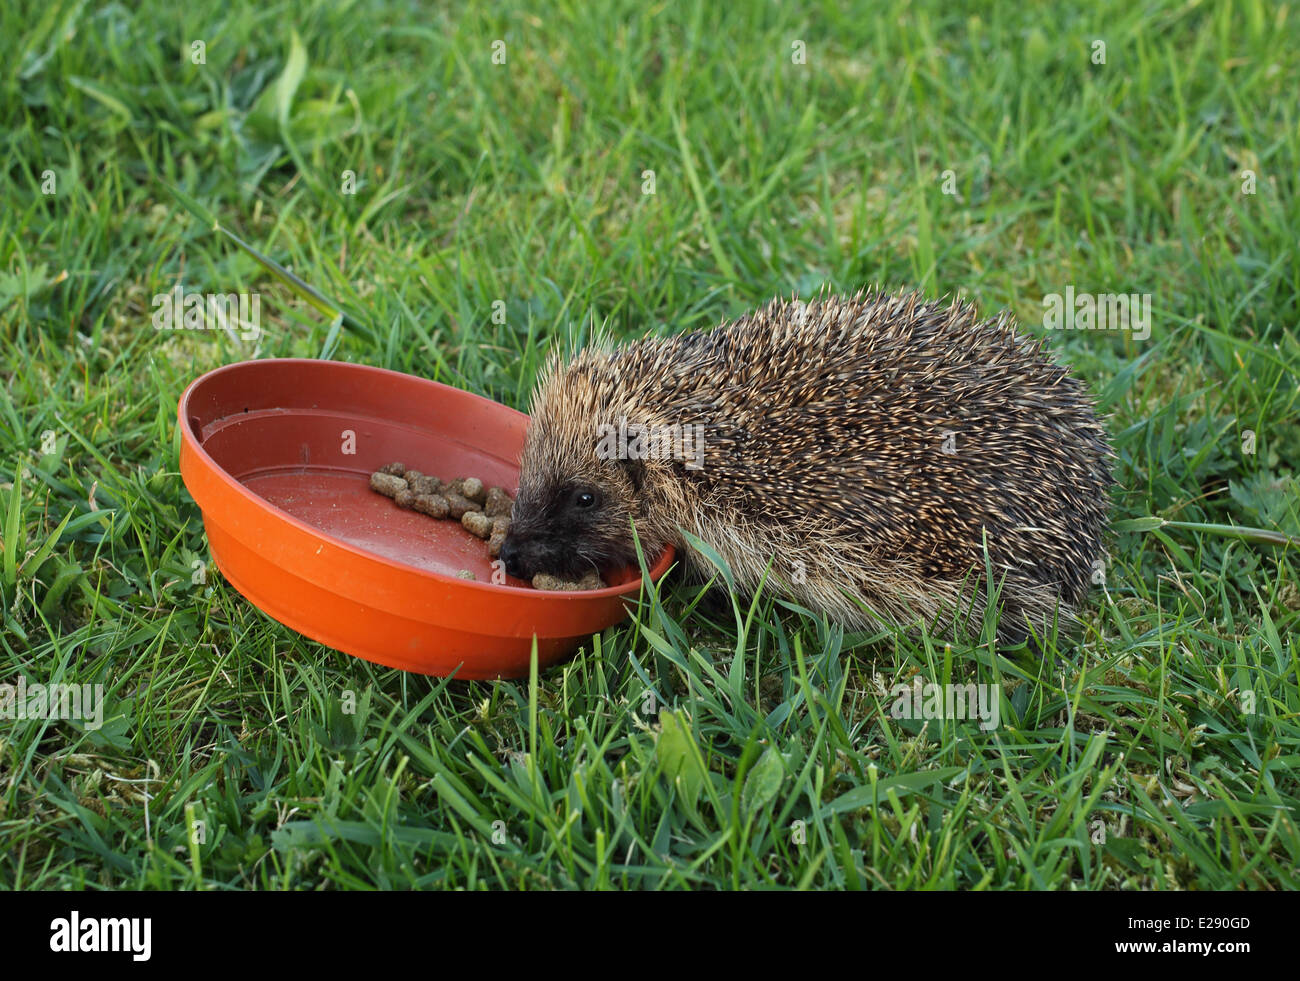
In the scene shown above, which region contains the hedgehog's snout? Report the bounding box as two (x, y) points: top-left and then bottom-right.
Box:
(497, 533), (533, 579)
(498, 491), (556, 579)
(500, 472), (629, 580)
(499, 530), (582, 580)
(499, 492), (569, 579)
(498, 535), (527, 579)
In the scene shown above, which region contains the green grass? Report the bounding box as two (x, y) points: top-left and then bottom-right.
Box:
(2, 0), (1299, 889)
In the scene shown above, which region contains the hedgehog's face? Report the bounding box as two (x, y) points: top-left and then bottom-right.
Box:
(500, 457), (640, 582)
(501, 356), (657, 581)
(496, 423), (644, 579)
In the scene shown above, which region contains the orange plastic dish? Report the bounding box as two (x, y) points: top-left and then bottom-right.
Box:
(178, 358), (674, 679)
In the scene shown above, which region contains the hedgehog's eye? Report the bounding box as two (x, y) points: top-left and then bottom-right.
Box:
(572, 489), (598, 510)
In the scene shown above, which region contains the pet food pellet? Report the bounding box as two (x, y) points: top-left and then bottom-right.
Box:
(462, 511), (493, 539)
(378, 462), (406, 477)
(460, 477), (486, 504)
(413, 494), (450, 519)
(444, 492), (480, 520)
(408, 473), (441, 496)
(370, 472), (407, 497)
(484, 486), (513, 518)
(531, 573), (569, 591)
(531, 570), (604, 591)
(487, 517), (511, 558)
(456, 569), (476, 580)
(394, 488), (416, 509)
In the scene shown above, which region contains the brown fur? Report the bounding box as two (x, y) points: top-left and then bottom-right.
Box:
(502, 289), (1114, 643)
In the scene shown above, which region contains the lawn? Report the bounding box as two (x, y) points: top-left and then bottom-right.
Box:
(1, 0), (1298, 889)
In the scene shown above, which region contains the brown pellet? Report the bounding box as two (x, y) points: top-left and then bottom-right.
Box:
(461, 511), (493, 539)
(484, 486), (513, 518)
(408, 473), (440, 496)
(444, 492), (480, 519)
(378, 462), (406, 477)
(394, 488), (417, 509)
(370, 472), (407, 497)
(460, 477), (486, 504)
(413, 493), (450, 519)
(531, 570), (604, 591)
(487, 514), (511, 557)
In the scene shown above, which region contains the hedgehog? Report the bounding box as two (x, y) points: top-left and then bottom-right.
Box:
(499, 289), (1113, 644)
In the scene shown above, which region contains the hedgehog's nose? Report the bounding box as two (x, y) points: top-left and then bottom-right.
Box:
(498, 537), (530, 580)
